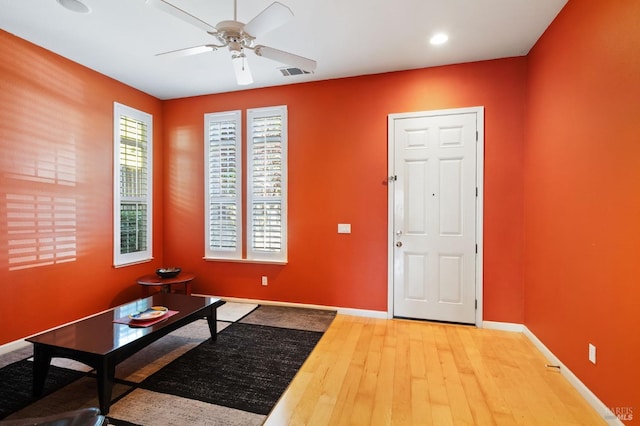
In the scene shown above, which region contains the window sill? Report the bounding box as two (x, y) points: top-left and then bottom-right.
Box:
(203, 257), (287, 265)
(113, 257), (154, 268)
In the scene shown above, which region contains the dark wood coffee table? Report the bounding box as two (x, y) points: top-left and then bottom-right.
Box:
(26, 293), (224, 415)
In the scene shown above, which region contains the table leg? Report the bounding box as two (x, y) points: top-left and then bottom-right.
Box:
(206, 307), (217, 341)
(96, 357), (116, 415)
(32, 344), (52, 397)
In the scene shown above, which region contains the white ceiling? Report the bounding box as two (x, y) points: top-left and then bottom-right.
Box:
(0, 0), (567, 100)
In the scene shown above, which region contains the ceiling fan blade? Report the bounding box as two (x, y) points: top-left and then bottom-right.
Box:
(254, 45), (317, 72)
(156, 45), (217, 57)
(232, 55), (253, 85)
(243, 2), (293, 38)
(146, 0), (217, 33)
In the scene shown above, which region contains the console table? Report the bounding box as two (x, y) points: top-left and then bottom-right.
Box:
(136, 272), (195, 297)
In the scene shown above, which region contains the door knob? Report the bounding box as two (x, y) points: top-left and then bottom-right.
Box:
(395, 241), (403, 247)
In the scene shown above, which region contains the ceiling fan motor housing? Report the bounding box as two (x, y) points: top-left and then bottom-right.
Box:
(215, 20), (255, 50)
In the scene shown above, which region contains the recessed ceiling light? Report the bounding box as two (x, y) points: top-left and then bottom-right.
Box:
(57, 0), (91, 14)
(430, 33), (449, 46)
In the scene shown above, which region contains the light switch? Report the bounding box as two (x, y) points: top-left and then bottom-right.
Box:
(589, 343), (596, 364)
(338, 223), (351, 234)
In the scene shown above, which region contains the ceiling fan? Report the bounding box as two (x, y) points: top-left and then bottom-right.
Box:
(146, 0), (317, 85)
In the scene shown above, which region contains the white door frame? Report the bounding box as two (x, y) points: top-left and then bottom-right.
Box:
(387, 106), (484, 327)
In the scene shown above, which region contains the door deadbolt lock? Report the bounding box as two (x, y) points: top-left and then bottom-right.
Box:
(395, 241), (403, 247)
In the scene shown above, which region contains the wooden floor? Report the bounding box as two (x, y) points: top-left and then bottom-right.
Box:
(265, 315), (605, 425)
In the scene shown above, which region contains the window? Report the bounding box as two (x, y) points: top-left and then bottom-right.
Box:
(113, 103), (153, 266)
(204, 110), (242, 259)
(247, 106), (288, 261)
(205, 106), (287, 263)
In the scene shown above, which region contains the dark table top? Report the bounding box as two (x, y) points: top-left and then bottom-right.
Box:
(26, 293), (221, 355)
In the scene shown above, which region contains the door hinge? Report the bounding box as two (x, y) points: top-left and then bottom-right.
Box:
(476, 131), (478, 141)
(475, 244), (478, 254)
(476, 187), (478, 197)
(475, 299), (478, 310)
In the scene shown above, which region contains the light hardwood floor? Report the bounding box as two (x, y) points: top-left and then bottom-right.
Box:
(265, 315), (606, 425)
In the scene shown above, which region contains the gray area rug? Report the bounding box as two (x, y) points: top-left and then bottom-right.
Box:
(0, 302), (335, 425)
(240, 305), (337, 332)
(216, 302), (259, 322)
(110, 389), (264, 426)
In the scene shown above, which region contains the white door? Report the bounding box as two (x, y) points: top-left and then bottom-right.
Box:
(388, 108), (482, 324)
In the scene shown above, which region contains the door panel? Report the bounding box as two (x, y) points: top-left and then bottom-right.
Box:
(405, 253), (427, 300)
(439, 158), (463, 235)
(391, 110), (478, 324)
(406, 160), (428, 233)
(439, 254), (462, 303)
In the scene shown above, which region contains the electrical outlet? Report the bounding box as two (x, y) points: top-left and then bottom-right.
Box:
(261, 276), (268, 286)
(588, 343), (596, 364)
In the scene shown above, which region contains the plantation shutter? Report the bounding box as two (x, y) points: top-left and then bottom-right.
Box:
(205, 110), (242, 259)
(119, 116), (149, 254)
(247, 106), (287, 262)
(113, 103), (153, 267)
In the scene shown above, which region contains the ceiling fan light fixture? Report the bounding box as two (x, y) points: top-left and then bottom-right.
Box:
(232, 54), (253, 85)
(57, 0), (91, 14)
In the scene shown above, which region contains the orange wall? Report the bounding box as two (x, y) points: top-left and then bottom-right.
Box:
(525, 0), (640, 418)
(0, 30), (165, 344)
(162, 58), (527, 320)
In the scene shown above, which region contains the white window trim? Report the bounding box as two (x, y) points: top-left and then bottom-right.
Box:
(246, 105), (288, 263)
(113, 102), (153, 267)
(204, 110), (242, 260)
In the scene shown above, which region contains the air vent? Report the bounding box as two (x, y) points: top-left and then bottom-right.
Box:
(279, 67), (312, 77)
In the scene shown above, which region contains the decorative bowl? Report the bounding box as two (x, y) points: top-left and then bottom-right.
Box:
(156, 267), (181, 279)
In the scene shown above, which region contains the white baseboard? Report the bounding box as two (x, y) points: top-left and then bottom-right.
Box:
(335, 307), (388, 319)
(199, 294), (388, 319)
(482, 321), (525, 332)
(522, 326), (624, 426)
(482, 320), (622, 425)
